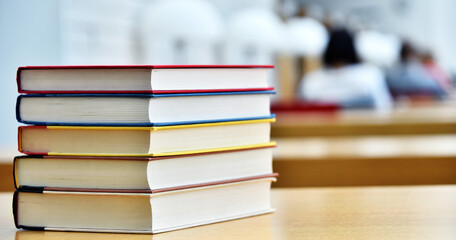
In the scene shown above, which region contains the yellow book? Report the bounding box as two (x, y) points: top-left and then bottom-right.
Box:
(18, 118), (275, 156)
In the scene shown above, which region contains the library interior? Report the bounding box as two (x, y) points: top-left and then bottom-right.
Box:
(1, 0), (456, 239)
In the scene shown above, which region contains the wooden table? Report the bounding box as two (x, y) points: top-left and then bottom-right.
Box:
(1, 186), (456, 239)
(273, 135), (456, 187)
(0, 147), (17, 192)
(272, 105), (456, 137)
(2, 135), (456, 190)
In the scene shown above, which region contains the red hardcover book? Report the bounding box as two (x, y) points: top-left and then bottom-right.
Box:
(17, 65), (274, 94)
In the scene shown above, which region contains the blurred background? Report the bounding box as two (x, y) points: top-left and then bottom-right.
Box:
(1, 0), (456, 190)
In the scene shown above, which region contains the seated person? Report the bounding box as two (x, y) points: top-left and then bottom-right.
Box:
(386, 42), (447, 99)
(299, 28), (392, 110)
(421, 51), (453, 94)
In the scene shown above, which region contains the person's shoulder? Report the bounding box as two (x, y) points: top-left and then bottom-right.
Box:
(349, 63), (383, 75)
(348, 64), (385, 82)
(303, 68), (328, 82)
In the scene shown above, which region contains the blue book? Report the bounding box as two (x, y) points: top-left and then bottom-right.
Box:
(16, 91), (275, 126)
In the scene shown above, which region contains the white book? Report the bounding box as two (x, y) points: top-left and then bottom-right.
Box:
(14, 146), (274, 191)
(17, 91), (274, 126)
(14, 177), (276, 234)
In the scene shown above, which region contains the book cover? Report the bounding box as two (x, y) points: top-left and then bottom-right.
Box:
(17, 65), (274, 94)
(14, 173), (278, 194)
(13, 144), (276, 190)
(18, 118), (276, 156)
(16, 91), (275, 126)
(13, 176), (277, 233)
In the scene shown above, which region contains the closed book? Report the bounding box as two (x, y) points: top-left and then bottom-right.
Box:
(14, 176), (277, 233)
(14, 146), (274, 191)
(16, 91), (274, 126)
(18, 118), (275, 156)
(17, 65), (274, 94)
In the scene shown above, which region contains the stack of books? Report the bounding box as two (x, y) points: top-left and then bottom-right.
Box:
(13, 65), (278, 234)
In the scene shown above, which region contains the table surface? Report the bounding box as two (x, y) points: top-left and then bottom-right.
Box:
(279, 100), (456, 124)
(274, 134), (456, 159)
(272, 103), (456, 137)
(1, 186), (456, 240)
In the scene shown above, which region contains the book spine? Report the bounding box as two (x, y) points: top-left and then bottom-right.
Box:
(19, 88), (276, 94)
(14, 190), (45, 230)
(152, 115), (276, 127)
(14, 156), (46, 189)
(151, 173), (279, 193)
(17, 186), (45, 193)
(16, 121), (156, 127)
(13, 157), (18, 189)
(153, 90), (276, 98)
(19, 93), (156, 98)
(152, 87), (275, 94)
(13, 191), (45, 231)
(17, 116), (275, 127)
(18, 226), (45, 231)
(17, 126), (49, 155)
(15, 96), (23, 123)
(17, 127), (22, 153)
(12, 190), (19, 228)
(19, 90), (156, 94)
(16, 67), (23, 93)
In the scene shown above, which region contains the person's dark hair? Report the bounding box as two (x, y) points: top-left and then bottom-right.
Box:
(323, 28), (360, 67)
(399, 41), (417, 62)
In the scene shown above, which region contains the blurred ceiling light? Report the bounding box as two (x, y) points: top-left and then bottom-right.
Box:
(141, 0), (224, 64)
(143, 0), (224, 41)
(286, 17), (328, 56)
(227, 8), (285, 51)
(224, 8), (284, 94)
(326, 11), (346, 29)
(306, 4), (325, 21)
(356, 30), (401, 67)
